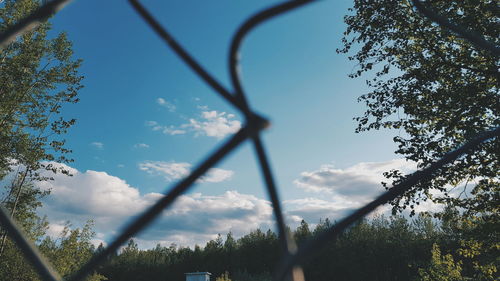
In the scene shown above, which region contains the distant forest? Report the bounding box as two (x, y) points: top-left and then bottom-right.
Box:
(96, 209), (487, 281)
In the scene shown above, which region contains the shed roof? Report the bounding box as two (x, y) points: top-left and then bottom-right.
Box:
(185, 272), (211, 276)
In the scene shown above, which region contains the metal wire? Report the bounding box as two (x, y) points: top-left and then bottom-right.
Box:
(0, 205), (62, 281)
(275, 126), (500, 280)
(0, 1), (498, 281)
(0, 0), (70, 49)
(69, 126), (257, 281)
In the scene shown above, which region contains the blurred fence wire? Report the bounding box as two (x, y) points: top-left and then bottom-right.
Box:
(0, 0), (498, 281)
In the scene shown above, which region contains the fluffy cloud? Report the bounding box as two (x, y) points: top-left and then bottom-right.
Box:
(15, 158), (447, 248)
(138, 161), (191, 181)
(188, 111), (241, 139)
(138, 161), (234, 183)
(38, 164), (156, 219)
(146, 109), (241, 139)
(35, 163), (270, 247)
(199, 168), (234, 183)
(145, 121), (187, 136)
(289, 159), (448, 223)
(294, 159), (417, 201)
(140, 191), (274, 245)
(156, 98), (176, 112)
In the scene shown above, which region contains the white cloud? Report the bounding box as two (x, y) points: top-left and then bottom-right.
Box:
(200, 168), (234, 183)
(294, 159), (417, 200)
(283, 197), (356, 227)
(289, 159), (448, 223)
(145, 122), (187, 136)
(162, 126), (187, 136)
(139, 191), (273, 245)
(38, 163), (154, 219)
(90, 142), (104, 149)
(157, 98), (176, 112)
(35, 163), (270, 248)
(138, 161), (234, 183)
(134, 143), (150, 149)
(138, 161), (191, 181)
(188, 110), (241, 139)
(282, 196), (416, 229)
(145, 108), (241, 139)
(46, 222), (67, 238)
(32, 159), (444, 249)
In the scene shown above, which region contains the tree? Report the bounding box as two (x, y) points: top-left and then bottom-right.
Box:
(418, 243), (464, 281)
(0, 181), (50, 281)
(40, 221), (107, 281)
(0, 1), (84, 279)
(223, 232), (236, 273)
(293, 219), (311, 245)
(0, 0), (83, 258)
(338, 0), (498, 278)
(437, 206), (499, 280)
(0, 0), (83, 173)
(216, 271), (232, 281)
(339, 0), (498, 214)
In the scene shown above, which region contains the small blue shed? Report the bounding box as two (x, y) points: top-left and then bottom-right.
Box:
(185, 272), (211, 281)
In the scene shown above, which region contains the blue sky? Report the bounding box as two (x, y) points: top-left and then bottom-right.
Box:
(27, 0), (428, 248)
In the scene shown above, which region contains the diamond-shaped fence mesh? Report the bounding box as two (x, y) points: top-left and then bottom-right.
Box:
(0, 1), (498, 281)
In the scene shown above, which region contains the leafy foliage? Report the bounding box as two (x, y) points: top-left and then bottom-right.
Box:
(0, 0), (84, 256)
(0, 214), (107, 281)
(0, 1), (92, 280)
(0, 0), (83, 179)
(339, 1), (499, 278)
(40, 221), (102, 279)
(338, 0), (499, 216)
(0, 182), (49, 281)
(418, 243), (463, 281)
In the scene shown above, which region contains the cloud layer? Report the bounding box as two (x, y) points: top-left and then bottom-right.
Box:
(36, 163), (346, 248)
(138, 161), (234, 183)
(287, 159), (421, 224)
(141, 191), (274, 246)
(33, 159), (438, 248)
(36, 163), (268, 247)
(294, 159), (417, 200)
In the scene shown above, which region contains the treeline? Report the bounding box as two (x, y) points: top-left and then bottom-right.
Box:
(0, 217), (106, 281)
(97, 209), (493, 281)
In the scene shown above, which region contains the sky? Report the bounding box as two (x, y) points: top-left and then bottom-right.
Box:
(11, 0), (434, 248)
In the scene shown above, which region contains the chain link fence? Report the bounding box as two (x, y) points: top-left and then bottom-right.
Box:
(0, 0), (498, 280)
